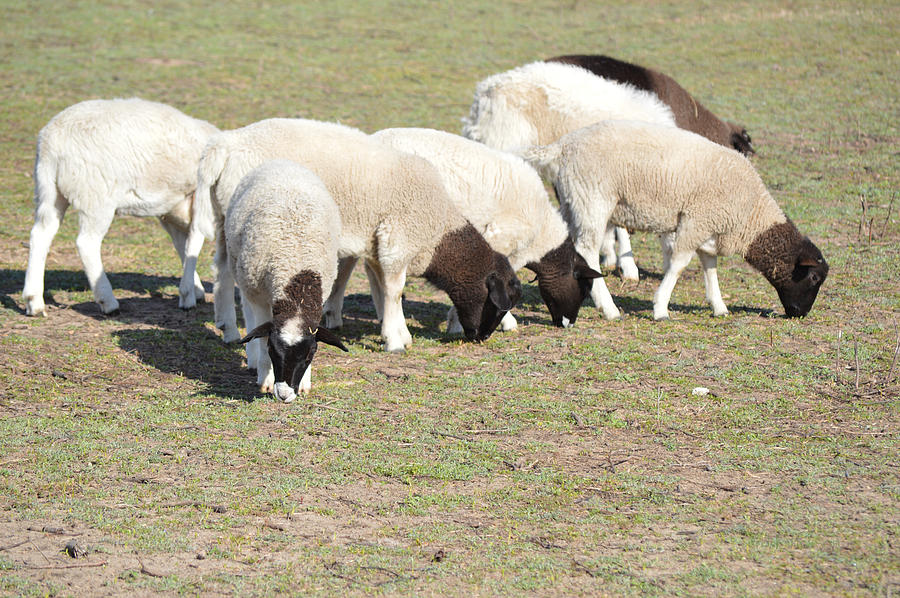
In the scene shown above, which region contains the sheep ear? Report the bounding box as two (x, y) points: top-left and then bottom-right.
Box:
(797, 256), (821, 268)
(573, 253), (602, 280)
(487, 272), (514, 312)
(315, 327), (349, 352)
(240, 321), (274, 344)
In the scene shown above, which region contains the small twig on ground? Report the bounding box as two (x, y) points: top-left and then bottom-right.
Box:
(160, 500), (227, 513)
(572, 558), (597, 578)
(881, 192), (896, 238)
(430, 429), (471, 442)
(854, 340), (861, 389)
(886, 327), (900, 384)
(0, 538), (29, 552)
(464, 428), (509, 434)
(835, 329), (843, 384)
(139, 558), (169, 578)
(26, 526), (81, 536)
(655, 387), (662, 434)
(31, 540), (52, 565)
(26, 561), (107, 570)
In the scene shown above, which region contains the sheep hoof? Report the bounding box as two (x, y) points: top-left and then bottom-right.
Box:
(385, 345), (407, 354)
(24, 301), (46, 317)
(654, 315), (670, 321)
(99, 299), (120, 315)
(178, 293), (196, 310)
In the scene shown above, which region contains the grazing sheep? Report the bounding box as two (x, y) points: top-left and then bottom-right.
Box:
(22, 98), (218, 316)
(226, 160), (347, 401)
(371, 127), (600, 330)
(547, 54), (755, 155)
(525, 120), (828, 320)
(179, 118), (521, 352)
(461, 60), (678, 281)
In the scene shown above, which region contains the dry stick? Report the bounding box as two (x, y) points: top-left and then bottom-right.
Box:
(887, 329), (900, 384)
(835, 330), (843, 384)
(854, 340), (861, 390)
(0, 538), (29, 551)
(26, 560), (107, 570)
(881, 192), (896, 238)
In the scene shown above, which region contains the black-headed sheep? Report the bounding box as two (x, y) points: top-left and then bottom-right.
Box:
(226, 160), (347, 401)
(525, 120), (828, 320)
(547, 54), (755, 155)
(371, 127), (600, 330)
(461, 60), (678, 281)
(179, 118), (521, 352)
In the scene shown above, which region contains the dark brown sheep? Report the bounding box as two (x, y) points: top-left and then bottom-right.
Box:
(547, 54), (755, 155)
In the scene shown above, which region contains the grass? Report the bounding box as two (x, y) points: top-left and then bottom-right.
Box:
(0, 0), (898, 596)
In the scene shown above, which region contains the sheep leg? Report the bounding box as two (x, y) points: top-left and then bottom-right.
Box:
(653, 250), (694, 320)
(659, 233), (675, 273)
(212, 232), (240, 343)
(363, 260), (385, 322)
(23, 190), (68, 316)
(614, 227), (639, 281)
(698, 247), (728, 317)
(378, 265), (412, 353)
(159, 218), (205, 305)
(178, 223), (207, 309)
(75, 208), (119, 314)
(500, 310), (518, 331)
(601, 225), (617, 269)
(244, 298), (275, 394)
(241, 293), (260, 373)
(577, 241), (621, 320)
(446, 306), (463, 335)
(323, 256), (358, 329)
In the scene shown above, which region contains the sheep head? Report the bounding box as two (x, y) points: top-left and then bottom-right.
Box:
(424, 224), (522, 341)
(527, 238), (601, 327)
(746, 222), (829, 318)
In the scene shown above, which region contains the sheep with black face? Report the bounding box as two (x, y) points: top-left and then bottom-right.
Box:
(461, 60), (678, 282)
(371, 127), (600, 330)
(547, 54), (755, 155)
(226, 160), (347, 401)
(180, 118), (520, 352)
(525, 120), (828, 320)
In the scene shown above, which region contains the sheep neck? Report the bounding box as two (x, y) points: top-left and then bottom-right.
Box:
(743, 221), (803, 286)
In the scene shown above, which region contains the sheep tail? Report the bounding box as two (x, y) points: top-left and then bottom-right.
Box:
(521, 142), (562, 182)
(192, 143), (226, 241)
(32, 145), (59, 213)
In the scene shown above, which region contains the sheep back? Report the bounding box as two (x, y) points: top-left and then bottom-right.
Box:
(371, 127), (568, 270)
(37, 97), (218, 219)
(225, 159), (341, 317)
(547, 54), (754, 155)
(203, 118), (465, 274)
(547, 120), (783, 257)
(461, 61), (676, 152)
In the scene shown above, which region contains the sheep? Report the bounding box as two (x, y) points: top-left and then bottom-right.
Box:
(371, 127), (600, 330)
(461, 60), (678, 282)
(225, 159), (348, 401)
(21, 98), (218, 317)
(524, 120), (828, 320)
(178, 118), (521, 352)
(547, 54), (755, 155)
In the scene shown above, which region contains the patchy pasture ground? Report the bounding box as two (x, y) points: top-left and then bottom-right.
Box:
(0, 1), (897, 596)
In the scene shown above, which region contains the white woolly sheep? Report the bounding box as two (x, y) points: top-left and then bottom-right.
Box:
(179, 118), (521, 352)
(526, 120), (828, 320)
(547, 54), (755, 155)
(225, 160), (348, 402)
(461, 60), (678, 281)
(22, 98), (218, 316)
(371, 127), (600, 330)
